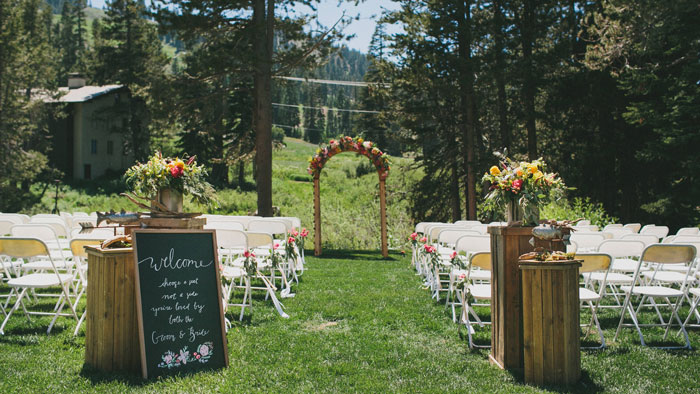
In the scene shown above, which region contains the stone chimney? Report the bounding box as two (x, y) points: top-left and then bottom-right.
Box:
(67, 73), (86, 89)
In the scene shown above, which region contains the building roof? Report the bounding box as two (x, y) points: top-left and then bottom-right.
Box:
(36, 85), (124, 103)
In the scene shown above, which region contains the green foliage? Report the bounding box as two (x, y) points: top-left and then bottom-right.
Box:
(540, 197), (618, 228)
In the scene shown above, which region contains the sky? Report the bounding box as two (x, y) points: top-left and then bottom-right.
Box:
(87, 0), (400, 53)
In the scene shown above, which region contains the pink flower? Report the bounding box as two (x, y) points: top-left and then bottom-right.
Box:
(170, 165), (183, 178)
(420, 236), (427, 243)
(291, 229), (299, 237)
(423, 244), (436, 253)
(409, 232), (418, 241)
(458, 273), (466, 280)
(288, 236), (296, 244)
(244, 249), (255, 258)
(273, 243), (280, 250)
(512, 179), (523, 190)
(300, 228), (308, 237)
(450, 251), (457, 259)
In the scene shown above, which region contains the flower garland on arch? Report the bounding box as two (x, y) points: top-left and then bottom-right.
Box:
(307, 136), (391, 179)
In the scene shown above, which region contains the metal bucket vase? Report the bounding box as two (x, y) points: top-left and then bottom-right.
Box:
(506, 201), (523, 226)
(522, 203), (540, 226)
(156, 188), (183, 213)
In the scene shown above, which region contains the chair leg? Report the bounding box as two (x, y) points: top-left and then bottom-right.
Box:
(614, 291), (633, 342)
(681, 295), (700, 329)
(0, 288), (28, 335)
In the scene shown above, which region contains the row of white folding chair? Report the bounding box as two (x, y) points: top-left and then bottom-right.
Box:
(614, 244), (697, 349)
(639, 224), (670, 240)
(0, 213), (30, 225)
(445, 235), (491, 319)
(663, 234), (700, 244)
(203, 215), (261, 229)
(0, 238), (79, 335)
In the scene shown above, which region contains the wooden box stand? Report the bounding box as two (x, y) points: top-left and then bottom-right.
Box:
(487, 225), (567, 371)
(84, 216), (205, 373)
(520, 260), (581, 386)
(84, 246), (140, 373)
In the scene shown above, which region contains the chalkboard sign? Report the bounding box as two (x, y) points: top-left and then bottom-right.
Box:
(132, 229), (229, 379)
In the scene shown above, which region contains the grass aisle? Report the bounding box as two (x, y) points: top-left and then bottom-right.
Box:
(1, 251), (699, 393)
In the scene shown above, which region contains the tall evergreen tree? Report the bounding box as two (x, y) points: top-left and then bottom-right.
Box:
(91, 0), (167, 161)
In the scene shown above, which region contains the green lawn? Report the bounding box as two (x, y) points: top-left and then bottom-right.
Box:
(1, 251), (698, 393)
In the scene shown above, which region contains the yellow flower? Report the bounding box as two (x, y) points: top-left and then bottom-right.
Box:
(533, 170), (544, 180)
(489, 166), (501, 176)
(357, 138), (364, 144)
(528, 164), (538, 174)
(516, 168), (523, 177)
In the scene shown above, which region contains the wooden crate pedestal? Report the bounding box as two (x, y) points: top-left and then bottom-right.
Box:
(84, 246), (140, 373)
(487, 225), (567, 371)
(520, 260), (581, 386)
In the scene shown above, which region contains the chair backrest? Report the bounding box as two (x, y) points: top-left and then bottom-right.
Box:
(437, 229), (480, 247)
(204, 221), (246, 231)
(415, 222), (443, 234)
(71, 227), (115, 239)
(620, 233), (660, 246)
(0, 237), (50, 258)
(0, 214), (27, 225)
(215, 229), (248, 250)
(623, 223), (641, 233)
(672, 235), (700, 244)
(470, 225), (488, 234)
(204, 215), (260, 230)
(247, 219), (288, 235)
(676, 227), (700, 236)
(640, 225), (669, 240)
(71, 211), (90, 217)
(603, 223), (623, 231)
(576, 220), (591, 226)
(603, 227), (634, 239)
(469, 252), (491, 271)
(277, 216), (302, 230)
(247, 232), (273, 249)
(454, 220), (482, 227)
(575, 225), (599, 232)
(455, 235), (491, 254)
(29, 217), (70, 238)
(10, 224), (59, 244)
(570, 233), (605, 251)
(597, 239), (645, 258)
(429, 225), (460, 242)
(69, 238), (103, 259)
(640, 244), (696, 266)
(576, 253), (612, 274)
(0, 219), (15, 236)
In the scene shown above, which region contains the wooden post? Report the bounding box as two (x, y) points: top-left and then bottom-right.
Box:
(520, 260), (581, 386)
(379, 177), (388, 258)
(313, 176), (322, 256)
(487, 225), (567, 371)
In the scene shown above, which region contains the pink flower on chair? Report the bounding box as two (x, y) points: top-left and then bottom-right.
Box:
(420, 236), (427, 243)
(300, 228), (309, 237)
(409, 232), (418, 241)
(243, 249), (255, 258)
(273, 243), (280, 250)
(450, 251), (457, 259)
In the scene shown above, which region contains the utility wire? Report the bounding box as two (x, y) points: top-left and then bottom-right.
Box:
(275, 76), (390, 88)
(272, 102), (381, 114)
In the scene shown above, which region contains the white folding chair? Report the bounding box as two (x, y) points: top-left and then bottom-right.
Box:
(0, 238), (79, 335)
(0, 214), (30, 224)
(603, 224), (623, 231)
(459, 252), (492, 349)
(446, 236), (491, 320)
(614, 244), (697, 349)
(640, 225), (669, 241)
(604, 227), (634, 239)
(676, 227), (699, 236)
(621, 233), (660, 246)
(623, 223), (641, 233)
(570, 233), (605, 252)
(68, 238), (102, 335)
(576, 253), (612, 349)
(205, 221), (246, 231)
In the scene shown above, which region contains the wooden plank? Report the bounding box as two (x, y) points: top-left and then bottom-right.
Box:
(553, 269), (565, 385)
(521, 269), (534, 383)
(542, 269), (554, 384)
(379, 178), (388, 258)
(84, 250), (97, 366)
(531, 268), (543, 385)
(112, 256), (124, 371)
(313, 177), (321, 256)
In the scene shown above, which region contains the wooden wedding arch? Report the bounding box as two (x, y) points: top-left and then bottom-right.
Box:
(307, 136), (390, 258)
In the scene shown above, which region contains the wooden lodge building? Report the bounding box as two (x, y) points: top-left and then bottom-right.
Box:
(43, 75), (133, 180)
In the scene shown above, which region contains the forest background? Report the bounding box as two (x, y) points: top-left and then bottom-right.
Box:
(1, 0), (698, 235)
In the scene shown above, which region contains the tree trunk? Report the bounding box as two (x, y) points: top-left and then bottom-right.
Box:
(450, 152), (461, 222)
(253, 0), (274, 217)
(520, 0), (537, 160)
(494, 0), (510, 151)
(237, 161), (245, 188)
(457, 0), (477, 220)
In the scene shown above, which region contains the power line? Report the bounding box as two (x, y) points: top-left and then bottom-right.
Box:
(275, 76), (390, 88)
(272, 102), (381, 114)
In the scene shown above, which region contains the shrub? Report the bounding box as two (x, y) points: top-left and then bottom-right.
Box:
(272, 126), (285, 143)
(540, 197), (618, 228)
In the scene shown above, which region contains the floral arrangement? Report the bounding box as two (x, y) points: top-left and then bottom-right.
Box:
(450, 250), (467, 269)
(124, 151), (218, 207)
(307, 136), (390, 178)
(157, 342), (213, 369)
(243, 249), (257, 276)
(268, 242), (283, 269)
(420, 243), (441, 271)
(481, 152), (567, 225)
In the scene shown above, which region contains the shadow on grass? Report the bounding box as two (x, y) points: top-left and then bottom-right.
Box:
(310, 249), (399, 261)
(79, 364), (146, 387)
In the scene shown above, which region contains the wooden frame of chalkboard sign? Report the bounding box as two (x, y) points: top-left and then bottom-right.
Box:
(132, 229), (229, 379)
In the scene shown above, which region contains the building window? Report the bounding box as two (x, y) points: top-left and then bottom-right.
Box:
(91, 139), (97, 154)
(107, 141), (114, 155)
(84, 164), (91, 180)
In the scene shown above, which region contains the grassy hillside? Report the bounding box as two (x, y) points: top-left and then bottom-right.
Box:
(32, 137), (420, 251)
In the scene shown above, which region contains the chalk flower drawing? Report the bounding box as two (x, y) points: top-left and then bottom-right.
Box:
(157, 342), (213, 368)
